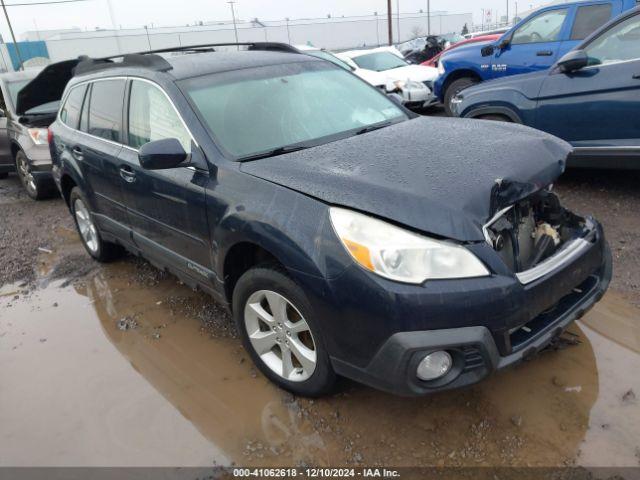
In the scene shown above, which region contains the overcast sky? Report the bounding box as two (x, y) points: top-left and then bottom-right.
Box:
(0, 0), (553, 41)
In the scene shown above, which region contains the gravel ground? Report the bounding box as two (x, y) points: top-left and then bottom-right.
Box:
(0, 176), (72, 287)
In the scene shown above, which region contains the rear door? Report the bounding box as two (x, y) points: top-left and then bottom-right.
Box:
(74, 78), (129, 234)
(535, 11), (640, 149)
(118, 78), (211, 274)
(491, 7), (570, 78)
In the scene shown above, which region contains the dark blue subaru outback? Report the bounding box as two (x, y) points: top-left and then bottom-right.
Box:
(46, 43), (611, 397)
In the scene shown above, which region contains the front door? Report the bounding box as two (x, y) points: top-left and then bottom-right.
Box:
(491, 7), (571, 78)
(535, 11), (640, 148)
(118, 79), (212, 276)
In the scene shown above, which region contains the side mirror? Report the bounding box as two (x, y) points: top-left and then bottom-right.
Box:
(557, 49), (589, 73)
(481, 45), (495, 57)
(138, 138), (189, 170)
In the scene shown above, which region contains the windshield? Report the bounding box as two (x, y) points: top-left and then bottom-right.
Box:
(6, 79), (31, 111)
(351, 52), (408, 72)
(181, 62), (407, 160)
(304, 50), (354, 71)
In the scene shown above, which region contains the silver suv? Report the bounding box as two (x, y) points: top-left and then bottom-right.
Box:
(0, 69), (58, 200)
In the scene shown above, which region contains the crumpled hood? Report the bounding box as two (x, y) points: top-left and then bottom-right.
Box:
(383, 64), (438, 82)
(240, 117), (570, 242)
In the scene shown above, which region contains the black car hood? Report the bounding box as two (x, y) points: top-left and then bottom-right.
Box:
(16, 59), (79, 115)
(240, 117), (570, 242)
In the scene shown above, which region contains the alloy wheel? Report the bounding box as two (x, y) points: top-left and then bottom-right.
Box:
(244, 290), (317, 382)
(74, 198), (99, 254)
(17, 155), (36, 195)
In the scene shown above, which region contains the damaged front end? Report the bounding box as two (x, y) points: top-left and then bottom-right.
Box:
(484, 185), (595, 284)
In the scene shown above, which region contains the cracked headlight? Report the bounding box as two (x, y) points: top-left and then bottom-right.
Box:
(329, 207), (490, 284)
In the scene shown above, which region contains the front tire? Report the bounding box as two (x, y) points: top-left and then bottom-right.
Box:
(15, 150), (55, 200)
(233, 266), (336, 397)
(69, 187), (123, 262)
(444, 77), (479, 116)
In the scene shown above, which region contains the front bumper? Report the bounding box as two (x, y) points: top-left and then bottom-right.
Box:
(397, 84), (435, 109)
(319, 221), (611, 396)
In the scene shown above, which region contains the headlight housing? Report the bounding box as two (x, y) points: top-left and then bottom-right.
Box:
(329, 207), (490, 284)
(27, 128), (49, 145)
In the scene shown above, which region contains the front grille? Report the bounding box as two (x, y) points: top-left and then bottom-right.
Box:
(507, 274), (598, 353)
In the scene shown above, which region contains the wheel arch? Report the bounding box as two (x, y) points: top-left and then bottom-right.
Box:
(465, 105), (523, 123)
(442, 69), (483, 96)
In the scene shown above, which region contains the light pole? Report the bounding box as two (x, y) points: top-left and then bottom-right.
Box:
(506, 0), (509, 26)
(228, 1), (239, 48)
(427, 0), (431, 35)
(481, 8), (485, 30)
(0, 0), (23, 71)
(396, 0), (400, 42)
(374, 12), (380, 46)
(285, 17), (291, 44)
(143, 25), (151, 51)
(387, 0), (393, 45)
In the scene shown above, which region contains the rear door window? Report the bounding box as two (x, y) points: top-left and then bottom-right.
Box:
(571, 4), (612, 40)
(87, 79), (126, 143)
(59, 85), (87, 129)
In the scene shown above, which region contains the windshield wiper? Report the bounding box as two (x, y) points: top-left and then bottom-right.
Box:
(238, 144), (311, 162)
(355, 121), (393, 135)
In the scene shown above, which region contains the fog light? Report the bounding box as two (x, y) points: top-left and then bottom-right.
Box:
(416, 351), (452, 381)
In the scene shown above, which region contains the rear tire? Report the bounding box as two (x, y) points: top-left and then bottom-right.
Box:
(233, 266), (336, 397)
(15, 150), (55, 200)
(69, 187), (123, 262)
(444, 77), (479, 116)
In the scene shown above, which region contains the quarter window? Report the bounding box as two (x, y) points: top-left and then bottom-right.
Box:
(59, 85), (87, 129)
(87, 79), (126, 143)
(512, 9), (569, 45)
(571, 4), (612, 40)
(79, 84), (91, 133)
(585, 13), (640, 66)
(127, 80), (191, 152)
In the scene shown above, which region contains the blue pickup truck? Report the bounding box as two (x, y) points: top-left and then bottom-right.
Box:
(435, 0), (639, 114)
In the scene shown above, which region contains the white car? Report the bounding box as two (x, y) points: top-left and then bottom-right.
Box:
(336, 47), (439, 109)
(294, 45), (388, 92)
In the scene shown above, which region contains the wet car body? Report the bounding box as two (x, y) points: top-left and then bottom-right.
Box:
(453, 7), (640, 169)
(0, 70), (58, 198)
(48, 47), (611, 396)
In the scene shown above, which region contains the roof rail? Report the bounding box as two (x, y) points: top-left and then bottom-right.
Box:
(73, 42), (300, 76)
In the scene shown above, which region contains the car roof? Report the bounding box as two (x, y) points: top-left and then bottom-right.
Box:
(74, 50), (321, 83)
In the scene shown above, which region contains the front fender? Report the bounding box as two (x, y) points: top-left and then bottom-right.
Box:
(209, 169), (351, 284)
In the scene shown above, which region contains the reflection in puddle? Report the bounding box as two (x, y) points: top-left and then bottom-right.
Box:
(1, 258), (640, 467)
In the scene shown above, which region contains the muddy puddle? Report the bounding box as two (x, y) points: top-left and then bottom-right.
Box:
(1, 242), (640, 468)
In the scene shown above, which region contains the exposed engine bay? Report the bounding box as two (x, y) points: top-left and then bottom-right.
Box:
(485, 188), (588, 273)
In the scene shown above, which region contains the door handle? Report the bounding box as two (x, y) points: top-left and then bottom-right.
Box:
(536, 50), (553, 56)
(71, 146), (83, 160)
(119, 165), (136, 183)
